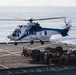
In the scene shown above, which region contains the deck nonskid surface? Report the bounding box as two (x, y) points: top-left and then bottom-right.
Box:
(0, 42), (75, 69)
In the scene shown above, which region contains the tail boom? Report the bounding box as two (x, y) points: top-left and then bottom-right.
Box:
(59, 25), (72, 36)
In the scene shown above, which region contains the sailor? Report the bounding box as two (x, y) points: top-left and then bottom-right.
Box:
(21, 47), (27, 56)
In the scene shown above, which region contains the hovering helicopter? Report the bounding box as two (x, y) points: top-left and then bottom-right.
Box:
(0, 17), (72, 45)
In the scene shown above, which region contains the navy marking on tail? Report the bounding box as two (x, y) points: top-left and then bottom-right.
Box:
(60, 25), (72, 36)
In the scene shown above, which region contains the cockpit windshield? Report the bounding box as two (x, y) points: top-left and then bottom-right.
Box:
(12, 29), (21, 37)
(17, 25), (23, 28)
(14, 29), (21, 33)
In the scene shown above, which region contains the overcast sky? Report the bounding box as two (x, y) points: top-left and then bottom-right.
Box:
(0, 0), (76, 6)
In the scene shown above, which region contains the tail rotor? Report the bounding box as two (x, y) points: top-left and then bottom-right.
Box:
(64, 18), (72, 26)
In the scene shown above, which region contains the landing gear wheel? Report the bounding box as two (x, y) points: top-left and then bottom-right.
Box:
(14, 42), (18, 45)
(31, 41), (34, 44)
(40, 40), (44, 45)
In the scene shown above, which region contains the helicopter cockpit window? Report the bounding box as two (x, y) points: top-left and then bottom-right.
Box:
(17, 29), (21, 33)
(18, 25), (23, 28)
(12, 29), (21, 37)
(14, 29), (21, 33)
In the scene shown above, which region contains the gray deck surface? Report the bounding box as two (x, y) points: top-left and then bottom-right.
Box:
(0, 42), (76, 70)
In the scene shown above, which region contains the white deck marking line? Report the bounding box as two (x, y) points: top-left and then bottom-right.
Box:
(0, 64), (9, 69)
(0, 49), (20, 56)
(0, 54), (10, 57)
(0, 49), (21, 54)
(30, 43), (56, 50)
(12, 51), (21, 53)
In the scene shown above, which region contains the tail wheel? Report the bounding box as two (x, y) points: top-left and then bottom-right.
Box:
(14, 42), (18, 45)
(40, 40), (44, 45)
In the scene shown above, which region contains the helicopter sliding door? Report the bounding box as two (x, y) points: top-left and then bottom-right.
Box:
(40, 31), (47, 40)
(36, 31), (48, 41)
(31, 30), (50, 41)
(31, 31), (44, 40)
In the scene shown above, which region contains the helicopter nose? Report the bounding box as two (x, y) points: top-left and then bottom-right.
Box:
(7, 34), (13, 40)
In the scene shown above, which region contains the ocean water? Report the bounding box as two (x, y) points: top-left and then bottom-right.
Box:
(0, 6), (76, 45)
(0, 69), (76, 75)
(25, 70), (76, 75)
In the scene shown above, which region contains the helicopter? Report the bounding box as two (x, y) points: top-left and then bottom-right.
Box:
(0, 17), (72, 45)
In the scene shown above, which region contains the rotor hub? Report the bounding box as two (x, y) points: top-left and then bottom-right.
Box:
(28, 18), (34, 23)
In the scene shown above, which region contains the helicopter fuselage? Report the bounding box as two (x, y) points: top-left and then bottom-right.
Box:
(7, 22), (72, 44)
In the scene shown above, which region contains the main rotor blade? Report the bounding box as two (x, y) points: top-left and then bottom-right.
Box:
(0, 19), (28, 21)
(0, 17), (66, 21)
(34, 17), (66, 21)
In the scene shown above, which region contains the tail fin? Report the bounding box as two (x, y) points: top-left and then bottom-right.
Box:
(61, 25), (72, 36)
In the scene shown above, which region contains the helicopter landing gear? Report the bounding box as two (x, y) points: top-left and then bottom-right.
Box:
(14, 42), (18, 45)
(30, 41), (34, 44)
(40, 40), (44, 45)
(30, 40), (44, 45)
